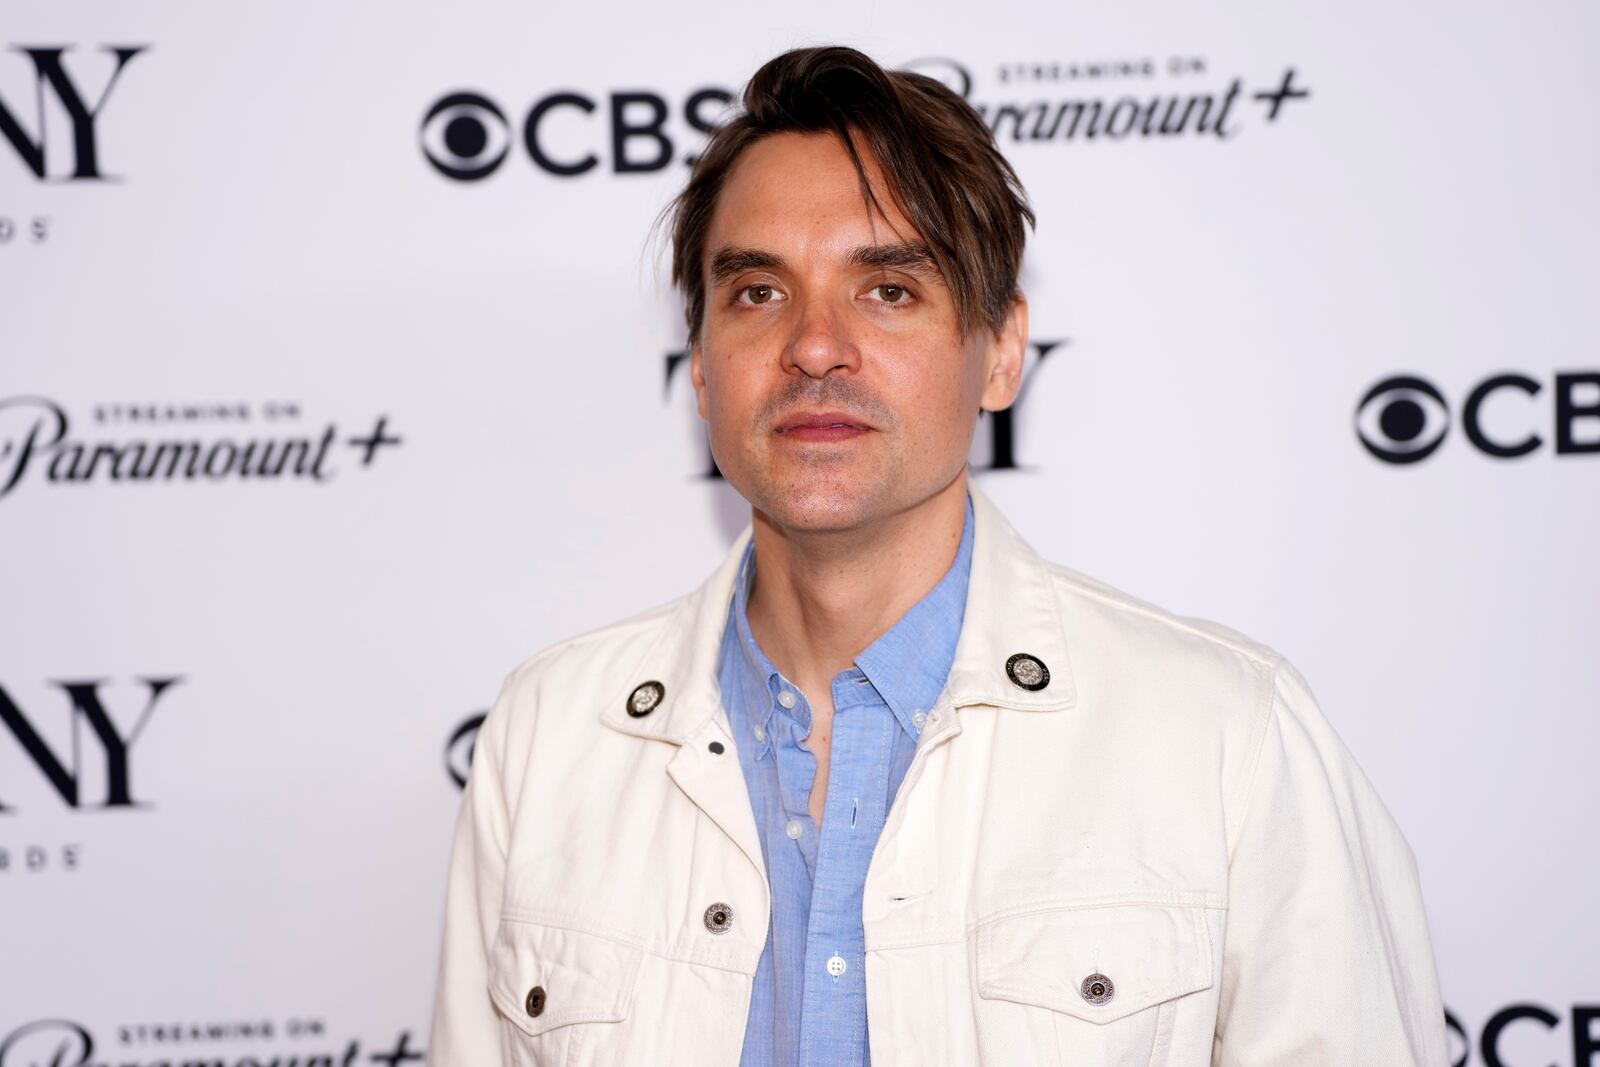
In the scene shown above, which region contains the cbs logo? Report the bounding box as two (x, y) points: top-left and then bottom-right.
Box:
(1355, 371), (1599, 464)
(444, 712), (486, 789)
(420, 86), (734, 181)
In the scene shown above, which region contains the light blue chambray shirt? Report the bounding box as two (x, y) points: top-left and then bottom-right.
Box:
(717, 496), (974, 1067)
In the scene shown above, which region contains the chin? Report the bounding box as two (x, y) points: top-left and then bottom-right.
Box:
(745, 473), (892, 535)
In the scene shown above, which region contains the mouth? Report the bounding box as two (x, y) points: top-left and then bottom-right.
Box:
(774, 410), (873, 443)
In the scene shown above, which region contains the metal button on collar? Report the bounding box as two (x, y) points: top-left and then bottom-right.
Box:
(525, 985), (546, 1017)
(1005, 653), (1051, 692)
(626, 680), (665, 717)
(776, 690), (797, 710)
(703, 902), (734, 934)
(1080, 972), (1114, 1005)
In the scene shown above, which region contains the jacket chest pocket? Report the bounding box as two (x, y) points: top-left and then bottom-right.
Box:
(488, 920), (643, 1067)
(972, 903), (1216, 1067)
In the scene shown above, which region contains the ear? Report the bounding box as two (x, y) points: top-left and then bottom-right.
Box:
(978, 293), (1028, 412)
(689, 338), (710, 421)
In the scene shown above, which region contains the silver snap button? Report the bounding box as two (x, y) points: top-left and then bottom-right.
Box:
(1005, 653), (1050, 691)
(626, 680), (664, 717)
(704, 902), (734, 934)
(1080, 972), (1114, 1004)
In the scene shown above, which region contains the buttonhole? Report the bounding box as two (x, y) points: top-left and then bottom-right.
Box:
(887, 890), (931, 905)
(850, 798), (858, 829)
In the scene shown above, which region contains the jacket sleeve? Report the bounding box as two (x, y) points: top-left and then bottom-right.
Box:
(426, 673), (518, 1067)
(1212, 659), (1448, 1065)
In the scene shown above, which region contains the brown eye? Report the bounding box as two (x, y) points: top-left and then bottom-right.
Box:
(746, 285), (773, 304)
(877, 285), (905, 303)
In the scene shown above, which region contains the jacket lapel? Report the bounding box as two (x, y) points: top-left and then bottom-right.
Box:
(596, 525), (767, 880)
(947, 487), (1078, 715)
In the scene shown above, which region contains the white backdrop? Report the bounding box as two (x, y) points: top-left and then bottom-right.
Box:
(2, 3), (1596, 1065)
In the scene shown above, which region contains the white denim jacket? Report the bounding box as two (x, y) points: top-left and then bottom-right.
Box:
(427, 488), (1447, 1066)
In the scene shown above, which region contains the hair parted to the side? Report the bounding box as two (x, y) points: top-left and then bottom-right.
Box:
(667, 45), (1034, 343)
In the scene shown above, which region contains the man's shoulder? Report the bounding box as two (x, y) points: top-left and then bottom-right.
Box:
(498, 590), (694, 698)
(1039, 557), (1284, 681)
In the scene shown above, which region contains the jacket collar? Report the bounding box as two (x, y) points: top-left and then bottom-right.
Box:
(599, 483), (1078, 744)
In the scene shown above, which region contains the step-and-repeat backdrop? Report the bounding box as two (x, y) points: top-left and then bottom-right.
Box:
(3, 3), (1596, 1065)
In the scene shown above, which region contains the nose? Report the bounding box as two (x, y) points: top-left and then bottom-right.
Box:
(780, 296), (861, 379)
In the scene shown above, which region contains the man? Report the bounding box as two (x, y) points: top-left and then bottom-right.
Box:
(428, 46), (1447, 1066)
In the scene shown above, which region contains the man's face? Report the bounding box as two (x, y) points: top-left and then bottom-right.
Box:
(690, 131), (1025, 534)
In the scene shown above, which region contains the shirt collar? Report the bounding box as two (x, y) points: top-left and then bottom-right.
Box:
(853, 496), (973, 736)
(729, 495), (975, 745)
(730, 543), (790, 752)
(599, 483), (1076, 747)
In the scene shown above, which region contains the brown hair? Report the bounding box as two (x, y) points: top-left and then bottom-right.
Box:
(667, 46), (1034, 343)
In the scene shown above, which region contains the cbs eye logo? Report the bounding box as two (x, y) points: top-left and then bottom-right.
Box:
(1355, 376), (1450, 463)
(1356, 371), (1600, 464)
(444, 711), (486, 789)
(420, 93), (510, 181)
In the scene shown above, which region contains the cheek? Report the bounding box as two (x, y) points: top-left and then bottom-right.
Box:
(901, 353), (983, 422)
(699, 353), (762, 430)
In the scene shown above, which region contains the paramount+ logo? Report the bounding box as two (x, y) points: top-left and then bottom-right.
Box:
(1355, 371), (1600, 464)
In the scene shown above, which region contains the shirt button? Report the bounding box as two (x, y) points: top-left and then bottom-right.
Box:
(752, 723), (766, 742)
(911, 711), (927, 730)
(826, 955), (847, 977)
(777, 690), (797, 709)
(785, 819), (802, 840)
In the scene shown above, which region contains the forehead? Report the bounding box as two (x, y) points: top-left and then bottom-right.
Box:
(705, 131), (920, 257)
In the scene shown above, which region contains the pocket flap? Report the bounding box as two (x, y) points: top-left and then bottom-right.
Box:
(975, 904), (1214, 1024)
(488, 920), (643, 1038)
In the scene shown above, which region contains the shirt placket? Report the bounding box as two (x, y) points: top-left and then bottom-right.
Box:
(797, 679), (897, 1066)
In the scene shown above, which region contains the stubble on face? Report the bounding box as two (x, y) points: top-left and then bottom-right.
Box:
(739, 374), (899, 529)
(695, 132), (990, 538)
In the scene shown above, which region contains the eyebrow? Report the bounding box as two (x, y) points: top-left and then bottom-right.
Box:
(845, 242), (941, 277)
(707, 242), (942, 288)
(709, 247), (784, 286)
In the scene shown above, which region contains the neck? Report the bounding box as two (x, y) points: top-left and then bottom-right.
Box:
(744, 472), (970, 697)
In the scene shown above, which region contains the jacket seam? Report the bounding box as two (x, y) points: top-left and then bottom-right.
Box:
(502, 595), (688, 689)
(497, 909), (758, 976)
(1225, 656), (1284, 861)
(970, 894), (1229, 935)
(1043, 565), (1278, 669)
